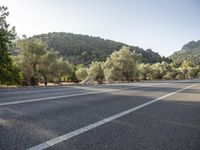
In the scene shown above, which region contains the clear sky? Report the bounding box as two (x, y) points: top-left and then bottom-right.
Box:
(3, 0), (200, 56)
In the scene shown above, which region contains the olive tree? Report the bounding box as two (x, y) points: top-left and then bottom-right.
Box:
(104, 46), (141, 81)
(75, 67), (88, 82)
(17, 39), (47, 85)
(38, 49), (58, 86)
(51, 58), (72, 85)
(88, 61), (104, 84)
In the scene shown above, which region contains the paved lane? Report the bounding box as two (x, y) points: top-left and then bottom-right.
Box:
(0, 81), (199, 150)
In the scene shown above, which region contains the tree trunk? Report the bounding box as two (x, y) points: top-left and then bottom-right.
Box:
(31, 64), (39, 86)
(44, 76), (48, 86)
(30, 76), (38, 86)
(58, 76), (61, 85)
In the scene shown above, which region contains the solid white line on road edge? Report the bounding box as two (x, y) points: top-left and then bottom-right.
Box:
(27, 83), (200, 150)
(0, 83), (164, 106)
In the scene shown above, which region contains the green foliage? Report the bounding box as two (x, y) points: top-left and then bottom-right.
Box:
(75, 67), (88, 82)
(67, 63), (78, 83)
(159, 61), (173, 77)
(88, 61), (105, 84)
(16, 38), (80, 86)
(138, 62), (179, 80)
(181, 60), (195, 69)
(104, 46), (141, 81)
(16, 38), (47, 85)
(175, 73), (185, 80)
(163, 72), (176, 80)
(138, 64), (153, 80)
(0, 6), (21, 85)
(186, 67), (199, 79)
(38, 49), (58, 86)
(51, 58), (72, 85)
(150, 63), (162, 79)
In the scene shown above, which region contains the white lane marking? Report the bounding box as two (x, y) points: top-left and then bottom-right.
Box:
(0, 83), (163, 106)
(27, 83), (200, 150)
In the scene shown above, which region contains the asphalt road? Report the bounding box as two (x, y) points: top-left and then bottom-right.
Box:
(0, 80), (200, 150)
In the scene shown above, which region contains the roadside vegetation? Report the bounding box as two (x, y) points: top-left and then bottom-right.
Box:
(0, 6), (21, 86)
(1, 6), (200, 86)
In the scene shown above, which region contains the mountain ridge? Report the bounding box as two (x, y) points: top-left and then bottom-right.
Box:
(170, 40), (200, 65)
(25, 32), (167, 65)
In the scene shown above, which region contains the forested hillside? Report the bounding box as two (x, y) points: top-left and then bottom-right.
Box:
(170, 40), (200, 65)
(24, 32), (165, 65)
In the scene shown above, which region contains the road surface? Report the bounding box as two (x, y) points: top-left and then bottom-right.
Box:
(0, 80), (200, 150)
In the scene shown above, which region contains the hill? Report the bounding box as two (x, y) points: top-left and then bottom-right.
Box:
(170, 40), (200, 65)
(24, 32), (166, 65)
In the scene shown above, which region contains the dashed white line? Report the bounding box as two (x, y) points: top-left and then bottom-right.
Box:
(27, 83), (199, 150)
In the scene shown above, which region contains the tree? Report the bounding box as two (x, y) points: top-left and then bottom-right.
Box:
(51, 58), (71, 85)
(151, 63), (162, 79)
(175, 72), (185, 80)
(38, 49), (58, 86)
(137, 63), (153, 80)
(0, 6), (21, 85)
(187, 67), (199, 79)
(163, 71), (175, 80)
(75, 67), (88, 82)
(159, 61), (173, 77)
(17, 38), (47, 85)
(104, 46), (141, 81)
(88, 61), (104, 84)
(67, 63), (78, 83)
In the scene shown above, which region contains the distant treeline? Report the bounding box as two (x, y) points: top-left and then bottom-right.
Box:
(14, 32), (171, 65)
